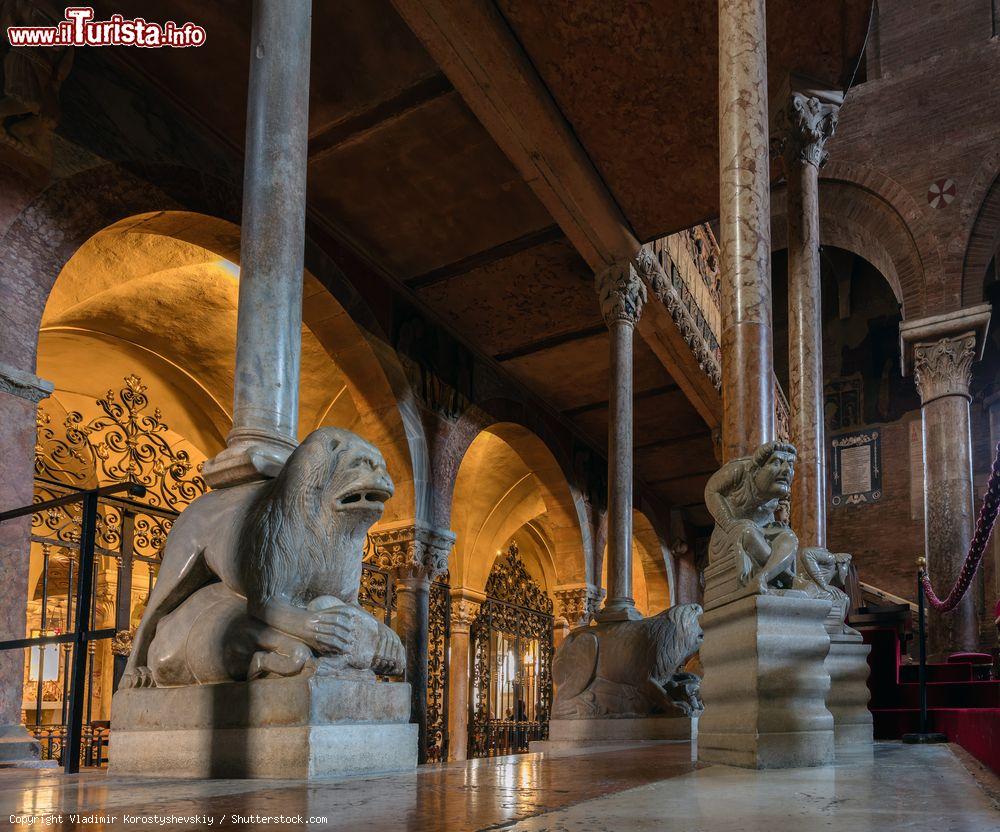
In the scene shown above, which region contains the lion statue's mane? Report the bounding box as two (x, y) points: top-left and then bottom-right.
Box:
(552, 603), (704, 720)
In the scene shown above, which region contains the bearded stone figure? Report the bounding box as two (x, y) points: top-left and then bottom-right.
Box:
(551, 603), (704, 719)
(120, 427), (405, 689)
(703, 440), (858, 624)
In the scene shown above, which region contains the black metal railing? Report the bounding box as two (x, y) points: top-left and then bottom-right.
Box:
(0, 482), (144, 773)
(471, 720), (547, 757)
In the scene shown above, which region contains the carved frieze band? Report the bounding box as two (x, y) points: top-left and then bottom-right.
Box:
(774, 92), (839, 169)
(595, 258), (647, 327)
(553, 584), (604, 628)
(0, 361), (54, 403)
(640, 243), (723, 390)
(370, 523), (456, 581)
(913, 334), (976, 404)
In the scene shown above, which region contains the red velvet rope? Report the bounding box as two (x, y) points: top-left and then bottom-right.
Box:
(921, 441), (1000, 612)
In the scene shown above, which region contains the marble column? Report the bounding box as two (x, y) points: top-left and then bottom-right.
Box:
(202, 0), (312, 488)
(0, 363), (53, 765)
(372, 524), (455, 764)
(781, 90), (840, 548)
(595, 259), (646, 622)
(718, 0), (774, 462)
(901, 306), (991, 660)
(446, 590), (482, 762)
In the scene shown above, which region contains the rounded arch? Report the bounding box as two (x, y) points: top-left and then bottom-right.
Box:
(3, 163), (429, 523)
(632, 508), (675, 614)
(772, 174), (930, 317)
(447, 418), (593, 596)
(961, 169), (1000, 308)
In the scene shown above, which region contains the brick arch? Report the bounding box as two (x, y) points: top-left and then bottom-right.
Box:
(436, 399), (596, 588)
(961, 167), (1000, 307)
(772, 166), (937, 318)
(0, 163), (431, 523)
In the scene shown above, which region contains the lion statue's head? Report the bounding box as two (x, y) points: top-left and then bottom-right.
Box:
(240, 427), (394, 608)
(650, 602), (704, 686)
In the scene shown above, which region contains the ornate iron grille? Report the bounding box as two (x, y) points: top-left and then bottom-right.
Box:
(469, 542), (553, 758)
(24, 375), (207, 767)
(360, 538), (450, 763)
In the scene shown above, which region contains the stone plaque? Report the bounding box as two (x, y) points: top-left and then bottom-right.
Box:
(830, 429), (881, 507)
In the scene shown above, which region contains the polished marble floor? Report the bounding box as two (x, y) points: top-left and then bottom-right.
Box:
(2, 742), (996, 831)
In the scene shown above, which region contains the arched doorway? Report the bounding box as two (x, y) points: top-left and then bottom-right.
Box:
(469, 541), (554, 756)
(19, 211), (426, 765)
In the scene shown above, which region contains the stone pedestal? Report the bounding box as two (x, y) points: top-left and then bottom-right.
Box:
(110, 674), (416, 779)
(698, 594), (834, 769)
(825, 633), (873, 751)
(530, 715), (694, 751)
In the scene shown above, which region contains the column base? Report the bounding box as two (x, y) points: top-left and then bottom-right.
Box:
(0, 725), (55, 769)
(698, 593), (835, 770)
(826, 633), (873, 753)
(594, 601), (644, 623)
(530, 716), (694, 751)
(202, 434), (296, 488)
(110, 674), (416, 779)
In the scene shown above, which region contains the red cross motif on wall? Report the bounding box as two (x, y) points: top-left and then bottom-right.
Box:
(927, 178), (957, 209)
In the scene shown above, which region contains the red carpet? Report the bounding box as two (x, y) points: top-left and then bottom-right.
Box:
(864, 628), (1000, 773)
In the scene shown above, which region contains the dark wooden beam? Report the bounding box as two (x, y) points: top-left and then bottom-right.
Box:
(646, 468), (717, 486)
(635, 429), (713, 452)
(308, 72), (454, 162)
(493, 324), (606, 363)
(407, 225), (565, 289)
(562, 383), (681, 417)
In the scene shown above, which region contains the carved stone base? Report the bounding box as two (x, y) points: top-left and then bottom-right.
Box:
(826, 634), (873, 753)
(529, 716), (694, 751)
(110, 675), (416, 778)
(0, 725), (55, 769)
(698, 594), (835, 769)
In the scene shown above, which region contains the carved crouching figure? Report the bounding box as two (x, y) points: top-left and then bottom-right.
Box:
(121, 427), (405, 688)
(552, 603), (704, 719)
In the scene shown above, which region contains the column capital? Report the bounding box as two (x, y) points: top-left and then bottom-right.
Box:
(553, 583), (605, 628)
(774, 91), (840, 168)
(371, 522), (456, 582)
(595, 256), (647, 327)
(899, 303), (991, 379)
(449, 588), (485, 631)
(912, 335), (976, 404)
(0, 361), (53, 403)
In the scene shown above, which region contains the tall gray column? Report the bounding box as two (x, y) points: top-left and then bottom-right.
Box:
(780, 89), (840, 547)
(902, 306), (991, 660)
(203, 0), (312, 488)
(595, 260), (646, 622)
(372, 524), (454, 765)
(718, 0), (774, 462)
(0, 365), (52, 765)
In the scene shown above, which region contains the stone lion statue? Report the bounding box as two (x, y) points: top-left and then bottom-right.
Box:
(551, 603), (704, 719)
(120, 427), (405, 689)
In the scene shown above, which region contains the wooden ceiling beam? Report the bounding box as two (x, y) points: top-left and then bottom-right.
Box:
(390, 0), (723, 429)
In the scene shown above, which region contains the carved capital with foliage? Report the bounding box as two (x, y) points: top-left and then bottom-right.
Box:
(913, 334), (976, 404)
(775, 92), (839, 169)
(595, 257), (647, 327)
(449, 592), (483, 632)
(553, 584), (604, 628)
(371, 523), (456, 582)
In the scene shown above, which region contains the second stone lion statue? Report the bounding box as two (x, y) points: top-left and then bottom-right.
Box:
(551, 603), (704, 719)
(121, 427), (405, 689)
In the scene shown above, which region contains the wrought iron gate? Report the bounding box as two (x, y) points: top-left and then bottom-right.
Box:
(359, 542), (450, 763)
(469, 542), (553, 757)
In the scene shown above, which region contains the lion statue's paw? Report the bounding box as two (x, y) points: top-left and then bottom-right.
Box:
(120, 666), (155, 689)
